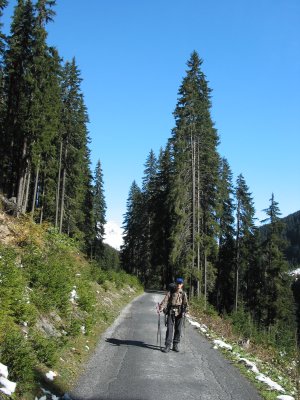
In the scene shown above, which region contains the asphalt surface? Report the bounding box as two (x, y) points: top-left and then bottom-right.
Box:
(70, 292), (262, 400)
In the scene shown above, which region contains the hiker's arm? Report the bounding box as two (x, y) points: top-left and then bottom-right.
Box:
(159, 292), (170, 312)
(183, 292), (189, 313)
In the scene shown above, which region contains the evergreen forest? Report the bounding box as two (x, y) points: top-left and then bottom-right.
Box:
(0, 0), (116, 267)
(120, 52), (299, 349)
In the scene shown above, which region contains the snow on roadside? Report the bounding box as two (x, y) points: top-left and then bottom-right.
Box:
(0, 362), (17, 396)
(0, 363), (8, 379)
(45, 371), (57, 381)
(213, 339), (232, 351)
(255, 373), (285, 392)
(238, 357), (259, 374)
(187, 316), (295, 399)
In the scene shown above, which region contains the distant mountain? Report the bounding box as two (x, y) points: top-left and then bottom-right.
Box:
(260, 210), (300, 267)
(282, 210), (300, 267)
(104, 221), (123, 250)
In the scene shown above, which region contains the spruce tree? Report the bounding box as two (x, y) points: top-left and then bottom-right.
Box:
(151, 145), (173, 287)
(2, 0), (36, 203)
(260, 194), (295, 334)
(0, 0), (8, 185)
(214, 158), (236, 312)
(141, 149), (157, 286)
(121, 181), (144, 277)
(234, 174), (256, 311)
(58, 58), (92, 243)
(169, 51), (219, 299)
(93, 159), (106, 259)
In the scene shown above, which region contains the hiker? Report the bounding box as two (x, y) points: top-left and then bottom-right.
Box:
(159, 277), (189, 353)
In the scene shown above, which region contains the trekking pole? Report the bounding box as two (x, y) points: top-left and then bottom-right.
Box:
(182, 311), (186, 353)
(156, 303), (162, 349)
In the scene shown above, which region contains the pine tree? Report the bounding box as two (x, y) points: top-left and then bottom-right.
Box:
(141, 149), (157, 286)
(260, 194), (295, 332)
(214, 158), (236, 312)
(29, 0), (61, 220)
(93, 159), (106, 259)
(151, 145), (173, 287)
(0, 0), (8, 185)
(121, 181), (144, 277)
(58, 58), (92, 243)
(234, 174), (256, 311)
(1, 0), (36, 203)
(1, 0), (60, 219)
(169, 51), (219, 300)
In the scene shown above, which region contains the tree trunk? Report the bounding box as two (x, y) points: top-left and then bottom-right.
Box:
(39, 177), (45, 224)
(59, 142), (68, 233)
(235, 199), (241, 312)
(204, 250), (207, 311)
(196, 138), (201, 298)
(31, 158), (40, 217)
(22, 164), (31, 213)
(190, 127), (195, 296)
(16, 138), (28, 216)
(55, 140), (63, 228)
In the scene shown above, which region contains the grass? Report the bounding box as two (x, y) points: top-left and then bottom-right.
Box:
(190, 298), (299, 400)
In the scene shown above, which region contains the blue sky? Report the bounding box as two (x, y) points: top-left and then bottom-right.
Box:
(3, 0), (300, 226)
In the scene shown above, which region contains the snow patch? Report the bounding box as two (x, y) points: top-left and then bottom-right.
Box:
(0, 363), (16, 395)
(277, 396), (295, 400)
(45, 370), (57, 381)
(0, 363), (8, 379)
(213, 339), (232, 351)
(0, 376), (17, 396)
(188, 319), (201, 328)
(70, 287), (79, 304)
(255, 373), (285, 392)
(239, 358), (260, 374)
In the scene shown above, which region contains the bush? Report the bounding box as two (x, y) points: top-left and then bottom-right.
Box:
(22, 246), (74, 313)
(77, 281), (96, 313)
(0, 245), (37, 325)
(30, 331), (59, 366)
(231, 307), (254, 338)
(0, 318), (35, 389)
(190, 297), (218, 317)
(68, 318), (82, 337)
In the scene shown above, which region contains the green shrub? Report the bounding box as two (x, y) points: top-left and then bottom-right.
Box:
(0, 245), (37, 324)
(22, 248), (74, 313)
(77, 281), (96, 313)
(30, 331), (59, 366)
(0, 318), (35, 388)
(190, 297), (218, 317)
(68, 318), (82, 337)
(230, 307), (254, 338)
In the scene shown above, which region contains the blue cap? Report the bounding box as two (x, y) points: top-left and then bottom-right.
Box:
(176, 277), (184, 284)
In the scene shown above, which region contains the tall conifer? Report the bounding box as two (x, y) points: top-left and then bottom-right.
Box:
(214, 158), (236, 312)
(93, 159), (106, 258)
(234, 174), (256, 311)
(170, 51), (219, 299)
(260, 194), (295, 331)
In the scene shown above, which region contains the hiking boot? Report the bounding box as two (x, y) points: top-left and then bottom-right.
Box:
(162, 345), (171, 353)
(173, 343), (179, 352)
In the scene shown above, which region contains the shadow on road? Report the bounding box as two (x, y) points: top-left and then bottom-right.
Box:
(105, 338), (162, 351)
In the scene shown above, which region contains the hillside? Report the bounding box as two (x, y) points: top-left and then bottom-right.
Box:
(0, 212), (142, 399)
(282, 210), (300, 267)
(259, 209), (300, 268)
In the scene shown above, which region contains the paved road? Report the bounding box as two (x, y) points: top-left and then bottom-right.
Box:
(70, 292), (261, 400)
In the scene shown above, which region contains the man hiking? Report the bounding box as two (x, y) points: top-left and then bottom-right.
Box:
(159, 277), (189, 353)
